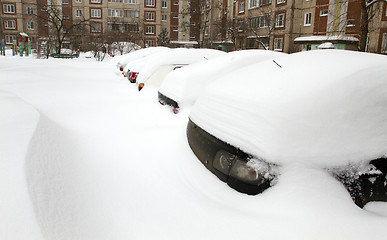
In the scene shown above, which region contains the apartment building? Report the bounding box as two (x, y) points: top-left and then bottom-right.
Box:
(1, 0), (197, 49)
(203, 0), (387, 54)
(1, 0), (39, 45)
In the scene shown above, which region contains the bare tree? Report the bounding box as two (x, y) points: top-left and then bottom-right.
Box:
(34, 2), (89, 54)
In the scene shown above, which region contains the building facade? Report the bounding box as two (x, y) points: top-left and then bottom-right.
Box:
(202, 0), (387, 54)
(1, 0), (197, 49)
(1, 0), (387, 53)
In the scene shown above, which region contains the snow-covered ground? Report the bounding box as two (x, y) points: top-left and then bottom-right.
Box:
(1, 52), (387, 240)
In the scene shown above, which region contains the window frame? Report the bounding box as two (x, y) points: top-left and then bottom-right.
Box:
(108, 9), (124, 18)
(161, 14), (167, 21)
(76, 9), (83, 17)
(26, 7), (34, 15)
(320, 9), (328, 16)
(239, 1), (245, 14)
(125, 9), (139, 18)
(90, 22), (102, 33)
(248, 0), (258, 9)
(304, 12), (312, 26)
(275, 13), (285, 28)
(90, 0), (101, 4)
(162, 1), (167, 8)
(381, 33), (387, 54)
(27, 21), (34, 30)
(145, 0), (155, 7)
(3, 4), (15, 14)
(145, 11), (155, 21)
(145, 25), (155, 35)
(145, 39), (155, 47)
(123, 0), (136, 4)
(4, 19), (16, 29)
(274, 37), (283, 51)
(5, 35), (16, 44)
(90, 8), (102, 18)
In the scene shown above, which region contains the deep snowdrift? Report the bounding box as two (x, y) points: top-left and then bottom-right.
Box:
(1, 52), (387, 240)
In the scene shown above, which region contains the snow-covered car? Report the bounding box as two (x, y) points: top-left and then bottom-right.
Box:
(158, 50), (286, 112)
(134, 48), (226, 91)
(111, 46), (169, 73)
(187, 49), (387, 207)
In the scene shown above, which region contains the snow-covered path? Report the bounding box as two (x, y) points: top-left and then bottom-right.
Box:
(1, 55), (387, 240)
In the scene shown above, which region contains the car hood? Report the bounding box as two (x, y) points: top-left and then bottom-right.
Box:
(189, 50), (387, 167)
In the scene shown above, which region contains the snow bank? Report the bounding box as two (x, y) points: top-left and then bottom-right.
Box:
(159, 50), (285, 108)
(1, 52), (387, 240)
(0, 90), (43, 240)
(190, 50), (387, 167)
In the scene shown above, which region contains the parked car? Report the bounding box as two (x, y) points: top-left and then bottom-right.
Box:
(111, 47), (169, 73)
(186, 49), (387, 207)
(158, 50), (286, 113)
(134, 48), (226, 91)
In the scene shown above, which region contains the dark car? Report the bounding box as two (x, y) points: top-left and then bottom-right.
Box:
(186, 49), (387, 208)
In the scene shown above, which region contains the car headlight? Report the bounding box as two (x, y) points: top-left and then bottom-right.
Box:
(229, 159), (263, 185)
(213, 150), (270, 185)
(213, 150), (236, 175)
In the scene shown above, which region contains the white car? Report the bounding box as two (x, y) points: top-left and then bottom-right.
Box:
(187, 49), (387, 207)
(158, 49), (286, 112)
(111, 47), (169, 74)
(134, 48), (226, 91)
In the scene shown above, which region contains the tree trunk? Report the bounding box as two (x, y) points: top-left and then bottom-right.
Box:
(359, 0), (369, 52)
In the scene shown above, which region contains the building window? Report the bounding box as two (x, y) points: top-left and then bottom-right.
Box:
(27, 21), (34, 30)
(320, 9), (328, 16)
(145, 11), (155, 21)
(91, 8), (101, 18)
(274, 38), (283, 51)
(145, 25), (155, 34)
(304, 12), (312, 26)
(91, 22), (102, 32)
(162, 1), (167, 8)
(277, 0), (285, 4)
(75, 0), (82, 3)
(145, 39), (155, 47)
(249, 0), (258, 8)
(125, 9), (139, 18)
(381, 33), (387, 53)
(123, 0), (136, 3)
(76, 9), (82, 17)
(3, 4), (15, 14)
(239, 2), (245, 13)
(346, 19), (355, 27)
(145, 0), (155, 7)
(27, 7), (34, 15)
(173, 1), (179, 5)
(5, 35), (16, 44)
(238, 21), (244, 32)
(4, 20), (16, 29)
(249, 15), (269, 28)
(275, 13), (285, 28)
(63, 0), (69, 4)
(161, 14), (167, 21)
(126, 23), (139, 32)
(260, 0), (271, 5)
(108, 9), (123, 17)
(90, 0), (101, 3)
